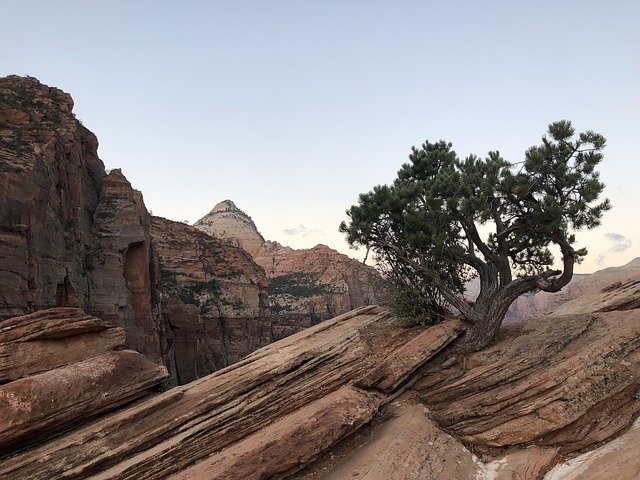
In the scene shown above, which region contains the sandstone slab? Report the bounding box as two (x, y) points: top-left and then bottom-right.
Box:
(0, 349), (168, 451)
(416, 310), (640, 453)
(0, 307), (125, 383)
(542, 417), (640, 480)
(171, 385), (383, 480)
(357, 318), (464, 392)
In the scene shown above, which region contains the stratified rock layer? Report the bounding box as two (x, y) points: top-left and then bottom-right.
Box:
(0, 306), (463, 479)
(194, 200), (384, 325)
(1, 76), (308, 384)
(0, 307), (168, 453)
(1, 304), (639, 479)
(0, 307), (125, 383)
(150, 216), (271, 384)
(0, 76), (169, 369)
(415, 310), (640, 454)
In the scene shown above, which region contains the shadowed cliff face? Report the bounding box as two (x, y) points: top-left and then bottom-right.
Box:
(0, 75), (171, 368)
(0, 76), (298, 384)
(150, 217), (273, 384)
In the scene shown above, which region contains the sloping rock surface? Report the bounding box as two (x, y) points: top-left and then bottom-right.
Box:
(0, 350), (167, 451)
(543, 417), (640, 480)
(507, 257), (640, 320)
(0, 307), (168, 453)
(0, 306), (463, 479)
(0, 307), (125, 383)
(415, 310), (640, 454)
(2, 303), (639, 479)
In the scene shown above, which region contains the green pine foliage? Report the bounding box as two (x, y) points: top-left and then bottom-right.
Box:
(340, 121), (610, 350)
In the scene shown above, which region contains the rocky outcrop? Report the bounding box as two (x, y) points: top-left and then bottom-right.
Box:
(194, 199), (384, 325)
(0, 76), (170, 369)
(0, 76), (288, 384)
(0, 75), (104, 318)
(0, 307), (125, 383)
(415, 309), (640, 454)
(194, 200), (265, 256)
(150, 216), (271, 384)
(507, 257), (640, 320)
(0, 307), (168, 453)
(0, 306), (464, 479)
(1, 304), (639, 479)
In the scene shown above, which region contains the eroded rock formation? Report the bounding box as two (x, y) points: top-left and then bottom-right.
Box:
(150, 216), (272, 384)
(0, 76), (306, 384)
(0, 75), (168, 367)
(194, 199), (384, 325)
(2, 299), (639, 479)
(0, 307), (168, 452)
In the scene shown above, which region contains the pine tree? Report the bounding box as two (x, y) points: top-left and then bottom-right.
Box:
(340, 121), (610, 351)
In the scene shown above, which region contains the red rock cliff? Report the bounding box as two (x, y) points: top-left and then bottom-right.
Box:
(0, 76), (319, 385)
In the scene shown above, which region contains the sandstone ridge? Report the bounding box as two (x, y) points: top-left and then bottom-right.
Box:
(2, 298), (639, 479)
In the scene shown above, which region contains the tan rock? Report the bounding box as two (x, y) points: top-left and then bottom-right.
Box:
(507, 257), (640, 320)
(416, 310), (640, 453)
(0, 306), (402, 479)
(310, 403), (482, 480)
(357, 318), (464, 392)
(543, 417), (640, 480)
(0, 349), (168, 451)
(483, 446), (560, 480)
(193, 199), (266, 256)
(194, 199), (384, 327)
(0, 307), (126, 383)
(171, 385), (384, 480)
(0, 307), (113, 342)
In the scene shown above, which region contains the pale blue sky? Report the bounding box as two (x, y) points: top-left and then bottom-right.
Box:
(2, 1), (639, 272)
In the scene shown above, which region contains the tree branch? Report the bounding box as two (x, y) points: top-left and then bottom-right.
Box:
(380, 242), (478, 323)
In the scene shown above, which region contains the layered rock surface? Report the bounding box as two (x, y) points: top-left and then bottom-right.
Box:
(194, 199), (384, 325)
(0, 307), (168, 452)
(507, 257), (640, 320)
(2, 301), (639, 479)
(0, 306), (463, 479)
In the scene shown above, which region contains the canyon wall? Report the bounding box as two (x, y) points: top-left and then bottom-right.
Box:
(195, 200), (384, 326)
(0, 76), (284, 384)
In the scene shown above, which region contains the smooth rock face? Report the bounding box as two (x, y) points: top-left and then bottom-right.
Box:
(543, 417), (640, 480)
(194, 199), (384, 325)
(298, 403), (482, 480)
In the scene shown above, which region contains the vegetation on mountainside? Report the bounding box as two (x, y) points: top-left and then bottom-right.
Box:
(340, 121), (610, 350)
